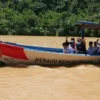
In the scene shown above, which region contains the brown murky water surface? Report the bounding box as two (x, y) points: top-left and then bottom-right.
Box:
(0, 36), (100, 100)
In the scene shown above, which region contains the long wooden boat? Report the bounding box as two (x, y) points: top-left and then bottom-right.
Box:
(0, 21), (100, 65)
(0, 41), (100, 65)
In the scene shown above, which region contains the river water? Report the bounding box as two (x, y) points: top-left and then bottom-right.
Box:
(0, 36), (100, 100)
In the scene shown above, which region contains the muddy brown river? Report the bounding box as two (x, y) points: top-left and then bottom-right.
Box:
(0, 36), (100, 100)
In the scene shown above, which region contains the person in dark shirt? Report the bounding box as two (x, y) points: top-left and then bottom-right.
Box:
(76, 38), (81, 53)
(76, 38), (87, 54)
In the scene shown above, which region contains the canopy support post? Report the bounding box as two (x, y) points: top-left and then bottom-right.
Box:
(81, 28), (85, 39)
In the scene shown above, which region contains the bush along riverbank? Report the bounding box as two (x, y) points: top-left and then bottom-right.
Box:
(0, 0), (100, 37)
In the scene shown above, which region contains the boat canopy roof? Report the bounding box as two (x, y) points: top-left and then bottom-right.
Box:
(74, 21), (100, 29)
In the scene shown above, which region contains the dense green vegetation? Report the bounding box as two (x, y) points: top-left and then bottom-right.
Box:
(0, 0), (100, 37)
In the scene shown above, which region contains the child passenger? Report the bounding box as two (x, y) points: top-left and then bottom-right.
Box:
(62, 42), (74, 54)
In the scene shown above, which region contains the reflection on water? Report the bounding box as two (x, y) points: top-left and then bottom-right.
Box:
(0, 36), (100, 100)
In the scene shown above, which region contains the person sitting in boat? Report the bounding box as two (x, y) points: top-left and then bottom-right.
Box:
(87, 41), (94, 54)
(76, 38), (87, 54)
(62, 42), (74, 54)
(92, 42), (99, 54)
(97, 48), (100, 54)
(62, 42), (67, 53)
(96, 39), (100, 54)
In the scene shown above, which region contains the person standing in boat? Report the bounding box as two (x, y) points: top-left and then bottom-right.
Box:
(76, 38), (81, 53)
(76, 38), (87, 54)
(62, 42), (74, 54)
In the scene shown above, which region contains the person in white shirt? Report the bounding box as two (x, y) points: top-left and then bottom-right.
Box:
(62, 42), (67, 53)
(96, 39), (100, 54)
(92, 42), (99, 54)
(87, 41), (94, 54)
(97, 48), (100, 54)
(62, 42), (74, 54)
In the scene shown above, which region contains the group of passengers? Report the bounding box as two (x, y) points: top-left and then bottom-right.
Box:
(62, 36), (100, 55)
